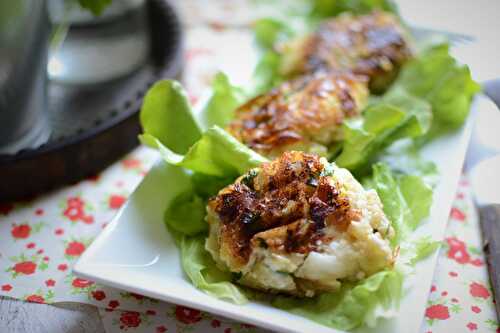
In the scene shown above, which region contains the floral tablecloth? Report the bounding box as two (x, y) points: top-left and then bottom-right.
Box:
(0, 1), (498, 332)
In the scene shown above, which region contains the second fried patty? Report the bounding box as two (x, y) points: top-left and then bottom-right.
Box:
(227, 72), (368, 158)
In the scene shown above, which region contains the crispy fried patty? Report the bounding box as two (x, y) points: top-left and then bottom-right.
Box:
(227, 72), (368, 158)
(280, 10), (412, 92)
(209, 151), (354, 267)
(206, 152), (394, 296)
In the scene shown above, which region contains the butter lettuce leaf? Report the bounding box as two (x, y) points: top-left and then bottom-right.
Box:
(382, 87), (433, 140)
(254, 18), (295, 50)
(200, 72), (245, 129)
(391, 43), (480, 133)
(371, 163), (432, 245)
(163, 173), (233, 236)
(251, 50), (284, 95)
(399, 175), (433, 228)
(180, 235), (248, 304)
(140, 79), (267, 177)
(140, 80), (266, 236)
(140, 80), (202, 154)
(409, 236), (441, 265)
(379, 141), (440, 187)
(191, 173), (233, 199)
(309, 0), (398, 19)
(141, 126), (267, 177)
(335, 90), (432, 171)
(164, 191), (207, 236)
(335, 104), (404, 170)
(273, 269), (402, 330)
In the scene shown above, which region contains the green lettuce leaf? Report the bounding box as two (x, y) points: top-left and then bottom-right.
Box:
(251, 50), (284, 95)
(163, 173), (232, 236)
(391, 43), (480, 132)
(254, 18), (294, 50)
(379, 142), (439, 187)
(371, 163), (432, 245)
(139, 79), (267, 177)
(273, 269), (403, 330)
(309, 0), (398, 18)
(140, 79), (266, 239)
(141, 126), (267, 177)
(140, 80), (201, 154)
(335, 90), (432, 171)
(409, 236), (441, 265)
(250, 17), (296, 94)
(382, 87), (433, 140)
(191, 173), (233, 199)
(335, 104), (403, 170)
(398, 175), (433, 228)
(180, 235), (248, 304)
(164, 191), (207, 236)
(200, 72), (245, 129)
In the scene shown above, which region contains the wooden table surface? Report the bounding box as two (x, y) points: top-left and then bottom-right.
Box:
(0, 297), (105, 333)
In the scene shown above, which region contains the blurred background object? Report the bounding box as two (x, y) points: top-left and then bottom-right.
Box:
(397, 0), (500, 83)
(0, 0), (183, 202)
(47, 0), (150, 85)
(0, 0), (51, 154)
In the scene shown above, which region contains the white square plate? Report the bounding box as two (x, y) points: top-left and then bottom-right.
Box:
(74, 96), (493, 333)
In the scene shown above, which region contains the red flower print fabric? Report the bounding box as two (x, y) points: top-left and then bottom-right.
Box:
(11, 224), (31, 239)
(0, 146), (159, 309)
(72, 278), (94, 289)
(92, 290), (106, 301)
(45, 279), (56, 287)
(108, 195), (126, 210)
(26, 295), (45, 303)
(11, 222), (45, 240)
(26, 294), (45, 303)
(175, 306), (202, 324)
(13, 261), (37, 275)
(426, 304), (450, 321)
(65, 241), (85, 256)
(450, 207), (467, 221)
(421, 179), (498, 332)
(120, 311), (142, 328)
(62, 196), (95, 224)
(2, 284), (12, 292)
(469, 282), (490, 299)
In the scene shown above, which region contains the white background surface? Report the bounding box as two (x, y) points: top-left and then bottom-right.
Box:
(397, 0), (500, 82)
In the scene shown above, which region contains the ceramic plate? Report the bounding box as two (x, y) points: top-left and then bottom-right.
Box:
(74, 95), (498, 333)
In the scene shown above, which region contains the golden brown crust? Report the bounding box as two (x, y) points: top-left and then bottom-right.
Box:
(283, 10), (412, 92)
(227, 73), (367, 157)
(207, 152), (358, 268)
